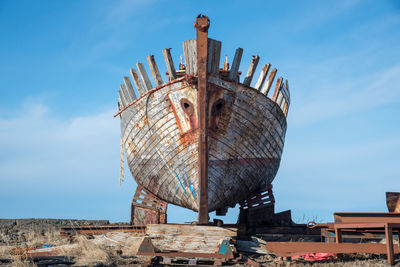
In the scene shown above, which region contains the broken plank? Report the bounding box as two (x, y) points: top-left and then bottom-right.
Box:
(147, 55), (164, 86)
(136, 62), (153, 91)
(162, 48), (177, 81)
(254, 63), (271, 90)
(243, 55), (260, 86)
(260, 68), (277, 95)
(228, 48), (243, 81)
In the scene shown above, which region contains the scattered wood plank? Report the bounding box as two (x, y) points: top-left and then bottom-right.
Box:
(228, 48), (243, 81)
(162, 48), (177, 81)
(254, 63), (271, 90)
(147, 55), (164, 86)
(243, 55), (260, 86)
(136, 62), (153, 91)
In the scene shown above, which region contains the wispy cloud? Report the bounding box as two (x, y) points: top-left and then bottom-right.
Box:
(290, 64), (400, 127)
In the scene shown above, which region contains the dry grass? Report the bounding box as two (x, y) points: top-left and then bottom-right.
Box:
(68, 235), (121, 266)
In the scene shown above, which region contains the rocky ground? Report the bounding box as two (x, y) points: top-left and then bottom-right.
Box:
(0, 219), (398, 266)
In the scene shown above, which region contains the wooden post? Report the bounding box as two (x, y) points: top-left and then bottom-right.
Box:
(194, 14), (210, 225)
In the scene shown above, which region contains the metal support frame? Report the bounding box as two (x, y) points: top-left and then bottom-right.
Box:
(194, 14), (210, 224)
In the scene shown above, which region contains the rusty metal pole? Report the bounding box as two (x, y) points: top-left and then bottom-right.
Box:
(194, 14), (210, 224)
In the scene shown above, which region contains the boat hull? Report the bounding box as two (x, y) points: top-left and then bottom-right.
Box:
(121, 75), (287, 212)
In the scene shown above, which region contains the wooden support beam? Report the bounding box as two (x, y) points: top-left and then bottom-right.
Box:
(207, 39), (221, 74)
(228, 48), (243, 81)
(243, 55), (260, 86)
(260, 68), (277, 95)
(271, 77), (283, 101)
(118, 90), (127, 108)
(136, 62), (153, 91)
(120, 83), (134, 103)
(147, 55), (164, 86)
(254, 63), (271, 90)
(123, 76), (137, 101)
(183, 40), (197, 75)
(130, 68), (146, 96)
(162, 48), (177, 81)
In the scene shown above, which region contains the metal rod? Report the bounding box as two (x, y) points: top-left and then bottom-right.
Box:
(194, 14), (210, 225)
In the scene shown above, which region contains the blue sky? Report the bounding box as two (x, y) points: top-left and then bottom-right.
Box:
(0, 0), (399, 223)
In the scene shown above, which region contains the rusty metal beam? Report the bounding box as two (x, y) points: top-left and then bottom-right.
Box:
(194, 14), (210, 225)
(266, 242), (399, 257)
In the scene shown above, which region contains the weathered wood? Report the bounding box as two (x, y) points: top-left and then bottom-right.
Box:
(120, 83), (134, 103)
(228, 48), (243, 81)
(123, 76), (137, 101)
(118, 90), (127, 108)
(130, 68), (146, 96)
(136, 62), (153, 91)
(162, 48), (177, 81)
(183, 40), (197, 75)
(120, 75), (287, 212)
(254, 63), (271, 90)
(243, 55), (260, 86)
(207, 39), (221, 74)
(261, 68), (277, 95)
(271, 77), (283, 101)
(147, 55), (164, 86)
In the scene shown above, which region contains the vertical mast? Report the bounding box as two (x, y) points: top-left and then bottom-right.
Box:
(194, 14), (210, 224)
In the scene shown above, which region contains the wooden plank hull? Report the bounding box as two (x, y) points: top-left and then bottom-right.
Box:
(120, 75), (287, 212)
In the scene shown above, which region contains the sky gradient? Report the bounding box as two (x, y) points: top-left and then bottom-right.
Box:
(1, 0), (399, 223)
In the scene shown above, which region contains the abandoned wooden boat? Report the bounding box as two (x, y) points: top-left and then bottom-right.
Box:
(115, 16), (290, 220)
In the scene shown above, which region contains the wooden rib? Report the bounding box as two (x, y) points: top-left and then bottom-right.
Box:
(183, 40), (197, 75)
(123, 77), (137, 102)
(162, 48), (177, 81)
(276, 91), (284, 107)
(130, 68), (146, 97)
(271, 77), (283, 101)
(147, 55), (163, 86)
(228, 48), (243, 81)
(136, 63), (153, 91)
(207, 39), (221, 74)
(260, 68), (277, 95)
(284, 102), (289, 116)
(120, 84), (133, 103)
(254, 63), (271, 90)
(118, 90), (127, 108)
(283, 79), (290, 105)
(243, 55), (260, 86)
